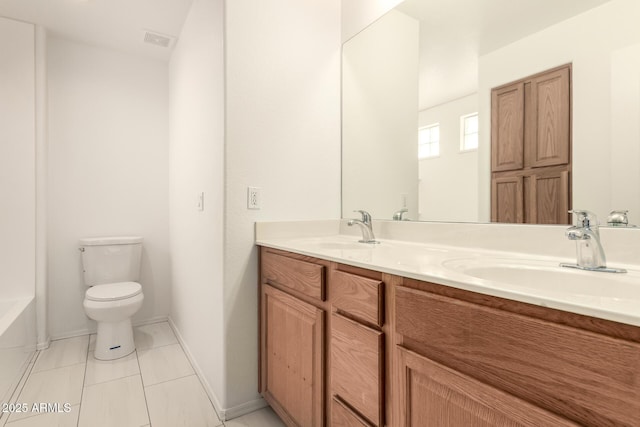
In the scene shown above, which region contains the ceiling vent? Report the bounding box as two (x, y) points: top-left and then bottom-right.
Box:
(142, 30), (175, 48)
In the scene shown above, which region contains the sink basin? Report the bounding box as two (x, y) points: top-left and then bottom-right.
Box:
(303, 241), (371, 251)
(442, 257), (640, 301)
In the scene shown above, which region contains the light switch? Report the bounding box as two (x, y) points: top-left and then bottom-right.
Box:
(197, 192), (204, 211)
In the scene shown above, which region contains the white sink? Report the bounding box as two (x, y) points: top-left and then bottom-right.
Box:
(307, 241), (370, 250)
(442, 257), (640, 302)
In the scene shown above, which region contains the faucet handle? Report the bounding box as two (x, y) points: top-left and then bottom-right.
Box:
(607, 210), (629, 226)
(353, 210), (372, 224)
(393, 208), (409, 221)
(569, 210), (598, 228)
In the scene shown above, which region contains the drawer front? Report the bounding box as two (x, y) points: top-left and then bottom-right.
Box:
(261, 250), (325, 301)
(332, 270), (384, 327)
(395, 285), (640, 427)
(331, 313), (384, 426)
(331, 398), (372, 427)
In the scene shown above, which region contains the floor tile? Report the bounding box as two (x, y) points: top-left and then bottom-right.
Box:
(32, 336), (88, 373)
(78, 375), (149, 427)
(224, 407), (285, 427)
(134, 322), (177, 350)
(88, 334), (96, 351)
(145, 375), (222, 427)
(138, 343), (193, 386)
(9, 364), (85, 422)
(5, 405), (79, 427)
(84, 351), (140, 386)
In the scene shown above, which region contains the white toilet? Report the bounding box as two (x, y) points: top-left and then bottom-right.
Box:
(80, 236), (144, 360)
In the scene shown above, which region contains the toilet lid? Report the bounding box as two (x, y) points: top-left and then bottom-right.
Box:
(86, 282), (142, 302)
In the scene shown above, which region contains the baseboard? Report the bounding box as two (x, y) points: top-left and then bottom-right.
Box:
(224, 398), (268, 421)
(50, 327), (94, 341)
(132, 315), (169, 327)
(36, 337), (51, 351)
(167, 317), (268, 421)
(49, 315), (169, 341)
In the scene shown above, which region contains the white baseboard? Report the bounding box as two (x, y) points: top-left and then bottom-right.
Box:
(50, 327), (94, 341)
(132, 315), (170, 327)
(49, 315), (169, 341)
(224, 398), (268, 421)
(167, 317), (267, 421)
(36, 337), (50, 351)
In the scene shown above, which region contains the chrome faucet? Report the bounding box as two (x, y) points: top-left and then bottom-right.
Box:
(392, 208), (408, 221)
(560, 210), (626, 273)
(348, 210), (379, 244)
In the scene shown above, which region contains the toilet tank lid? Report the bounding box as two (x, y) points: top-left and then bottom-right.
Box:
(79, 236), (143, 246)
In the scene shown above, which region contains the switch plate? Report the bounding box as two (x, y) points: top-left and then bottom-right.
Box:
(196, 192), (204, 211)
(248, 187), (261, 209)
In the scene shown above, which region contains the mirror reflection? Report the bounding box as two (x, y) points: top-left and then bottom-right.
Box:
(342, 0), (640, 226)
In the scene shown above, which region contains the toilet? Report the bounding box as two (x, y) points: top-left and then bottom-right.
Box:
(80, 236), (144, 360)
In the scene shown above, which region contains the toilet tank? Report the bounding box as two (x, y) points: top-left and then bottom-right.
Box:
(79, 236), (143, 286)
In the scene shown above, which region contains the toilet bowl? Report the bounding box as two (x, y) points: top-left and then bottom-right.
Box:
(79, 237), (144, 361)
(83, 282), (144, 360)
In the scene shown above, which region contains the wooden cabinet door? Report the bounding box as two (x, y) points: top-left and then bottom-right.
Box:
(526, 169), (570, 224)
(491, 175), (523, 223)
(261, 284), (324, 427)
(491, 82), (524, 171)
(395, 346), (578, 427)
(527, 67), (570, 168)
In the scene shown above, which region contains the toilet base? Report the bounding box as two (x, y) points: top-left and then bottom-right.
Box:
(94, 318), (136, 360)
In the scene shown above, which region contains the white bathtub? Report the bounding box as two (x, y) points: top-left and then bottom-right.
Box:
(0, 297), (36, 409)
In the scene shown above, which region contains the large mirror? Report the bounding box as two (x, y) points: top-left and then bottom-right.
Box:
(342, 0), (640, 226)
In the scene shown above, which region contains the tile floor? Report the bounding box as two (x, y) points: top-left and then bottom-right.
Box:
(0, 322), (284, 427)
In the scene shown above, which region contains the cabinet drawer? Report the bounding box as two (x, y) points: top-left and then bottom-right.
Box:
(395, 285), (640, 427)
(261, 250), (325, 301)
(332, 397), (372, 427)
(331, 313), (384, 426)
(332, 270), (383, 327)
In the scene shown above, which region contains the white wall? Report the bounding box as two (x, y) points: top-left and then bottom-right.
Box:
(611, 43), (640, 219)
(342, 0), (405, 42)
(342, 10), (419, 221)
(419, 94), (478, 221)
(224, 0), (341, 415)
(478, 0), (640, 222)
(0, 17), (35, 300)
(168, 0), (226, 414)
(47, 37), (171, 339)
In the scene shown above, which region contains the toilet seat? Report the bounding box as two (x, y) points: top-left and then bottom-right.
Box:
(85, 282), (142, 302)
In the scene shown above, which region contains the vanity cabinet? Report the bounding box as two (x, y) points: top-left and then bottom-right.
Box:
(259, 247), (640, 426)
(260, 248), (328, 427)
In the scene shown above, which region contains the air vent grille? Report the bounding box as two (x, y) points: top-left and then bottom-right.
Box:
(143, 31), (175, 48)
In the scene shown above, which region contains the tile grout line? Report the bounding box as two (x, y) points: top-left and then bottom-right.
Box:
(77, 334), (91, 427)
(136, 339), (181, 353)
(134, 349), (153, 426)
(142, 372), (199, 390)
(83, 371), (142, 388)
(2, 349), (40, 426)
